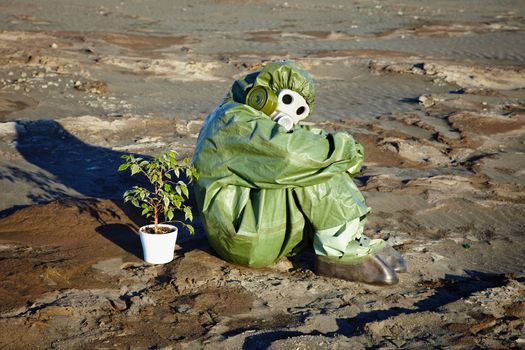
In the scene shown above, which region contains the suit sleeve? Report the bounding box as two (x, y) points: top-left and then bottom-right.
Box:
(207, 104), (364, 189)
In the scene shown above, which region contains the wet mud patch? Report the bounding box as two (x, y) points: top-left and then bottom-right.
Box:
(0, 31), (70, 52)
(0, 244), (112, 313)
(0, 199), (143, 312)
(173, 286), (255, 317)
(448, 112), (525, 136)
(45, 31), (199, 52)
(247, 30), (282, 43)
(0, 95), (32, 120)
(88, 32), (199, 51)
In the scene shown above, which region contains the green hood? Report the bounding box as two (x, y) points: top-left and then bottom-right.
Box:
(227, 60), (315, 116)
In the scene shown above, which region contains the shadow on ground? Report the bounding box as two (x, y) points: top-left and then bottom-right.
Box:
(14, 119), (136, 200)
(3, 119), (202, 258)
(242, 270), (515, 349)
(96, 223), (143, 259)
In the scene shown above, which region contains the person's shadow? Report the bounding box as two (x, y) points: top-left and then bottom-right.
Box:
(4, 119), (201, 259)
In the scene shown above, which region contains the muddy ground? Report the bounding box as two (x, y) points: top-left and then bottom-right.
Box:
(0, 0), (524, 349)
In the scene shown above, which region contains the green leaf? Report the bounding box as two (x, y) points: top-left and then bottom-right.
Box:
(183, 206), (193, 222)
(118, 163), (130, 171)
(166, 210), (174, 221)
(131, 164), (141, 175)
(181, 184), (189, 198)
(141, 207), (150, 216)
(186, 224), (195, 235)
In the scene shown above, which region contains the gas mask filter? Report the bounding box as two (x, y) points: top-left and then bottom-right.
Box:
(246, 86), (310, 131)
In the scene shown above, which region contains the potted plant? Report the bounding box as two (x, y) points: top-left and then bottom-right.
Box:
(118, 150), (198, 264)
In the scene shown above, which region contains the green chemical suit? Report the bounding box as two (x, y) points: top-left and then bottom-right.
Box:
(193, 61), (385, 268)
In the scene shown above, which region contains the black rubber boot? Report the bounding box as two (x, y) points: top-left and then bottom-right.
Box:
(374, 245), (407, 273)
(315, 254), (399, 286)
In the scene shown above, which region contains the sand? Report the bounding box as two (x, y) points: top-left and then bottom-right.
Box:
(0, 0), (524, 348)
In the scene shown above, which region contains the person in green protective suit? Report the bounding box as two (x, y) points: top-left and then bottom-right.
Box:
(193, 60), (406, 285)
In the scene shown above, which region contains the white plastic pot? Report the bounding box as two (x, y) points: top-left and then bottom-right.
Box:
(139, 224), (178, 264)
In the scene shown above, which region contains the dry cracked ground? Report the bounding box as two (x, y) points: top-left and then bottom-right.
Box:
(0, 0), (524, 349)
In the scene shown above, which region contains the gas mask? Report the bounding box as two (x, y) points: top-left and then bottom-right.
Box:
(246, 86), (310, 131)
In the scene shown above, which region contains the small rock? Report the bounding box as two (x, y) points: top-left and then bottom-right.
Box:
(422, 63), (437, 75)
(20, 72), (27, 78)
(110, 299), (128, 311)
(50, 43), (58, 49)
(419, 94), (435, 107)
(0, 122), (19, 137)
(411, 66), (426, 75)
(175, 304), (191, 313)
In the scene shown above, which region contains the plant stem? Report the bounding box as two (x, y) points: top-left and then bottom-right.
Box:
(154, 173), (161, 233)
(154, 204), (159, 233)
